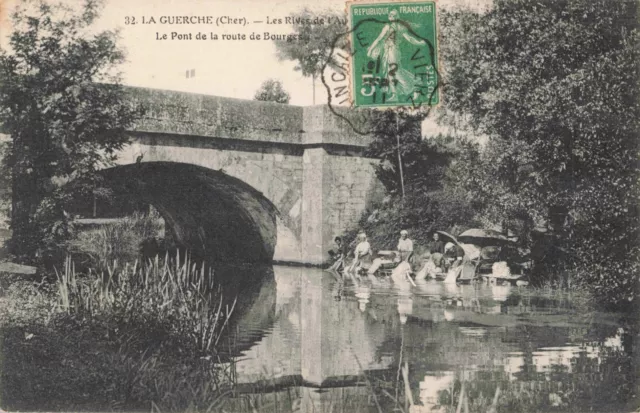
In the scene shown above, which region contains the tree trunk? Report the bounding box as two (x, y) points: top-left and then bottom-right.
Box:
(396, 114), (405, 199)
(10, 169), (40, 260)
(312, 74), (316, 105)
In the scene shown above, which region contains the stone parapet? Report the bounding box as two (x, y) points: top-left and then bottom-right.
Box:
(127, 86), (373, 151)
(127, 87), (304, 145)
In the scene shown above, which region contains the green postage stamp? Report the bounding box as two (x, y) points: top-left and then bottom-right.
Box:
(347, 1), (439, 108)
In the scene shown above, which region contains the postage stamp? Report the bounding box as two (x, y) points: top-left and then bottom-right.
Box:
(347, 1), (439, 108)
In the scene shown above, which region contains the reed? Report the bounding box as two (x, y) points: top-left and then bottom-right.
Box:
(68, 209), (165, 270)
(55, 251), (235, 355)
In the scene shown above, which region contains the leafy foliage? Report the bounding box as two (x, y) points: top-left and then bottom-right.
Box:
(56, 253), (235, 355)
(366, 111), (458, 195)
(253, 78), (291, 104)
(0, 257), (234, 412)
(347, 112), (480, 253)
(67, 210), (165, 271)
(439, 0), (640, 308)
(0, 0), (143, 265)
(344, 188), (479, 255)
(0, 139), (11, 227)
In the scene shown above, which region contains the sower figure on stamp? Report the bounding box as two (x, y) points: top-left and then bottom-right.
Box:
(366, 9), (427, 102)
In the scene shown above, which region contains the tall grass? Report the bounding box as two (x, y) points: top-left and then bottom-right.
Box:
(68, 209), (165, 270)
(56, 251), (236, 355)
(1, 252), (239, 412)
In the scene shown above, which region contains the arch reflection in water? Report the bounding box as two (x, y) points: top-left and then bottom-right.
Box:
(211, 263), (279, 358)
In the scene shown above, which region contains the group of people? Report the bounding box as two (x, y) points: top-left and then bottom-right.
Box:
(328, 231), (411, 274)
(328, 230), (466, 281)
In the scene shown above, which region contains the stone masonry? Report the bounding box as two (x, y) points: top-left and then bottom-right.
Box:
(114, 87), (384, 264)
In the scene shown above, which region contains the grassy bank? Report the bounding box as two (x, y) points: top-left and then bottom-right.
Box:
(0, 253), (235, 412)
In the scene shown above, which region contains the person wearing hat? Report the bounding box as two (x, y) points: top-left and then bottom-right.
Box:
(347, 232), (372, 273)
(443, 241), (464, 271)
(368, 229), (414, 275)
(397, 230), (414, 262)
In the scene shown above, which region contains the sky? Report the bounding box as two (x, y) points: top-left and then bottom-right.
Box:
(0, 0), (489, 135)
(94, 0), (349, 106)
(1, 0), (347, 105)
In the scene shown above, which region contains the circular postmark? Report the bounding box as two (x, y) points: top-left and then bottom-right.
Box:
(320, 0), (442, 135)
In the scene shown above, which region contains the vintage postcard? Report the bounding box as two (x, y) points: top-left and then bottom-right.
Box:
(0, 0), (637, 412)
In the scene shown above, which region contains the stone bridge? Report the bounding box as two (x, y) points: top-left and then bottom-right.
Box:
(106, 87), (383, 264)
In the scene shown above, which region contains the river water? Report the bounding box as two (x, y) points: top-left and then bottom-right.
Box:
(218, 265), (636, 413)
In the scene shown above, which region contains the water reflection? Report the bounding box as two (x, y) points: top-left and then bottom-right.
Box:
(222, 266), (635, 413)
(214, 264), (277, 355)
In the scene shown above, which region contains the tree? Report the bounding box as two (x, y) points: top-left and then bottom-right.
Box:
(354, 109), (479, 250)
(440, 0), (640, 306)
(0, 138), (11, 228)
(0, 0), (142, 265)
(273, 8), (347, 104)
(366, 111), (457, 195)
(253, 79), (290, 104)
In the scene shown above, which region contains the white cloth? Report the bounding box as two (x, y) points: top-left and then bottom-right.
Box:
(391, 261), (412, 283)
(354, 241), (371, 257)
(444, 266), (462, 284)
(492, 261), (511, 278)
(397, 238), (414, 252)
(460, 243), (481, 260)
(415, 260), (440, 280)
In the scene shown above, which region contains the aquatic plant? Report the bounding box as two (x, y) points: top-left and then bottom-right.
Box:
(56, 251), (235, 355)
(0, 266), (238, 412)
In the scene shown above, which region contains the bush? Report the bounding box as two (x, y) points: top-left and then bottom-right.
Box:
(352, 110), (482, 255)
(438, 0), (640, 311)
(0, 1), (144, 264)
(343, 188), (480, 255)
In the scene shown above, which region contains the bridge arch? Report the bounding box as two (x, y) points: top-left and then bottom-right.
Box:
(112, 88), (384, 264)
(98, 161), (284, 263)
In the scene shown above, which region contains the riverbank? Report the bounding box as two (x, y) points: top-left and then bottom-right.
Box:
(1, 259), (638, 412)
(0, 254), (234, 412)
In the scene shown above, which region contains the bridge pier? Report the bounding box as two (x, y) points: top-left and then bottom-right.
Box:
(301, 147), (327, 265)
(115, 88), (384, 264)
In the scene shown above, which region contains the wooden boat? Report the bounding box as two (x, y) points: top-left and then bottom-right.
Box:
(480, 272), (529, 286)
